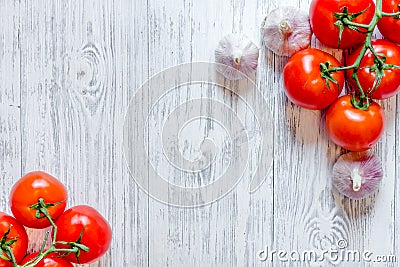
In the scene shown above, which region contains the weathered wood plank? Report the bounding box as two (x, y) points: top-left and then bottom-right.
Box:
(0, 105), (20, 213)
(0, 0), (21, 214)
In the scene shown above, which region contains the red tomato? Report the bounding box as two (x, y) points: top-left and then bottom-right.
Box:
(283, 48), (344, 110)
(9, 171), (68, 229)
(54, 205), (112, 264)
(378, 0), (400, 44)
(21, 252), (73, 267)
(310, 0), (375, 48)
(326, 95), (385, 151)
(346, 39), (400, 99)
(0, 212), (28, 266)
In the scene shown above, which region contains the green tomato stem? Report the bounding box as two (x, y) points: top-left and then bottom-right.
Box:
(342, 18), (370, 29)
(386, 64), (400, 70)
(20, 247), (79, 267)
(34, 199), (58, 243)
(327, 65), (357, 72)
(3, 246), (18, 267)
(325, 0), (400, 109)
(381, 11), (400, 17)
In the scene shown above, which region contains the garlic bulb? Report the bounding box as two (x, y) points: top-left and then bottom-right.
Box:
(261, 7), (312, 56)
(214, 34), (259, 80)
(332, 151), (383, 200)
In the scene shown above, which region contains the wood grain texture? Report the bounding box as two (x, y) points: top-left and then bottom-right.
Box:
(0, 0), (21, 216)
(0, 0), (398, 266)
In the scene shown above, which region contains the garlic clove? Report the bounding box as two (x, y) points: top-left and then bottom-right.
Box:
(214, 34), (259, 80)
(332, 151), (383, 200)
(261, 6), (312, 57)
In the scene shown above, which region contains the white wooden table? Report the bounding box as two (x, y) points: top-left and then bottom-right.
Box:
(0, 0), (398, 266)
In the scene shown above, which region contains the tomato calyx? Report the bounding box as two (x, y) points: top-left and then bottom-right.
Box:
(366, 53), (387, 94)
(334, 6), (371, 47)
(0, 226), (18, 263)
(350, 94), (370, 110)
(320, 62), (340, 90)
(56, 228), (89, 264)
(29, 198), (61, 245)
(29, 198), (64, 221)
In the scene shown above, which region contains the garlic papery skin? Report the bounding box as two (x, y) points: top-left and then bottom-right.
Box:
(332, 152), (383, 200)
(261, 6), (312, 57)
(214, 34), (259, 80)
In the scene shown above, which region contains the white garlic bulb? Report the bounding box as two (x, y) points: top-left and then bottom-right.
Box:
(261, 7), (312, 57)
(214, 34), (259, 80)
(332, 151), (383, 200)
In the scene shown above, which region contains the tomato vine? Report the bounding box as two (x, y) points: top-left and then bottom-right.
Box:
(1, 171), (111, 266)
(323, 0), (400, 110)
(1, 199), (88, 267)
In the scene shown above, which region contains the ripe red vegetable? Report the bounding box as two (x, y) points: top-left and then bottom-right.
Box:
(283, 48), (344, 110)
(21, 253), (73, 267)
(346, 39), (400, 99)
(309, 0), (375, 48)
(54, 205), (112, 264)
(0, 212), (28, 266)
(377, 0), (400, 44)
(326, 95), (385, 151)
(9, 171), (68, 229)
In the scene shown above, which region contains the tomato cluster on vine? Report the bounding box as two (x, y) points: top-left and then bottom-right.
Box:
(0, 171), (112, 267)
(283, 0), (400, 151)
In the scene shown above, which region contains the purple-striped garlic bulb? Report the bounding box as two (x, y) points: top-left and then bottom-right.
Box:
(332, 151), (383, 200)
